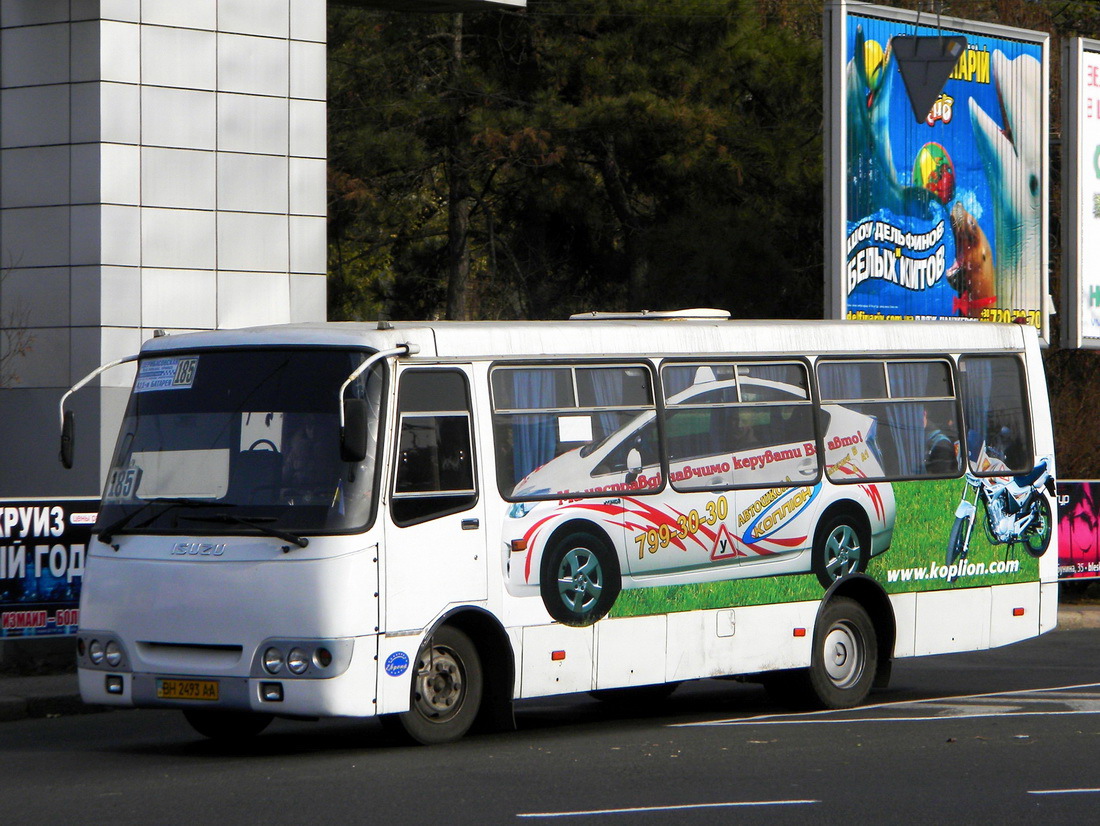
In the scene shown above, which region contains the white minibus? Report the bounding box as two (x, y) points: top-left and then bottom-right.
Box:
(63, 312), (1056, 743)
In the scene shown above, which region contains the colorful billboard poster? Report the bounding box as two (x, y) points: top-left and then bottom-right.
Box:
(1, 499), (97, 638)
(1057, 481), (1100, 580)
(1061, 39), (1100, 349)
(826, 2), (1049, 341)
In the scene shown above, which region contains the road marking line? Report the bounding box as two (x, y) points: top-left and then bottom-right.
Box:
(673, 681), (1100, 727)
(1028, 788), (1100, 796)
(679, 708), (1100, 727)
(517, 800), (819, 818)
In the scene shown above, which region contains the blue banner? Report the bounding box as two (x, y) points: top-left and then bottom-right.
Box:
(1, 499), (97, 638)
(845, 13), (1044, 329)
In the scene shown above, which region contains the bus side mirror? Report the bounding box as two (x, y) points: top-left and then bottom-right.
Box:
(60, 410), (75, 469)
(625, 447), (642, 484)
(340, 399), (369, 463)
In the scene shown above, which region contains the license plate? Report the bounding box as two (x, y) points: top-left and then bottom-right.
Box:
(156, 678), (219, 702)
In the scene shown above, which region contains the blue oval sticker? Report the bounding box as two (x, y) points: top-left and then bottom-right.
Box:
(384, 651), (410, 677)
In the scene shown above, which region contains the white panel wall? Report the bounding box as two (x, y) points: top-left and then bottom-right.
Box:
(0, 0), (327, 496)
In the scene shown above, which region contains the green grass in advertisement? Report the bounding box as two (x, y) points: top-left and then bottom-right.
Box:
(610, 478), (1039, 619)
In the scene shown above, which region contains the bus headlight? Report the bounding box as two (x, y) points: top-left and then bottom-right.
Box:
(89, 639), (105, 665)
(263, 647), (284, 675)
(252, 638), (353, 679)
(105, 640), (122, 668)
(287, 648), (309, 675)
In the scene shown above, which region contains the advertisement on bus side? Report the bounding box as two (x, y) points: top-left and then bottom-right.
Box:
(502, 382), (1048, 627)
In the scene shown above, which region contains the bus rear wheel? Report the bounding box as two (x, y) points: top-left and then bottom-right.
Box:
(396, 625), (483, 745)
(808, 597), (877, 708)
(763, 597), (877, 710)
(182, 709), (273, 741)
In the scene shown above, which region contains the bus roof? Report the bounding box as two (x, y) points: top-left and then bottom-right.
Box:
(140, 318), (1036, 360)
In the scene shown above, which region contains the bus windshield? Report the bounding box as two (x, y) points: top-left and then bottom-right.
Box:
(96, 348), (384, 537)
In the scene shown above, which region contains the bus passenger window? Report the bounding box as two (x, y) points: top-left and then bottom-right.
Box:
(392, 370), (477, 525)
(490, 363), (656, 498)
(818, 359), (961, 482)
(959, 355), (1032, 474)
(662, 360), (817, 491)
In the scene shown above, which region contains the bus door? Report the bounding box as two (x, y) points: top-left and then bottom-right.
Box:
(383, 366), (487, 632)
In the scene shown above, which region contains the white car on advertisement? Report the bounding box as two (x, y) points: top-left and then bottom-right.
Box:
(502, 375), (896, 626)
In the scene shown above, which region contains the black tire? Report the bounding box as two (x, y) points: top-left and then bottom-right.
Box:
(812, 513), (868, 589)
(540, 531), (621, 626)
(1023, 496), (1052, 558)
(761, 598), (877, 711)
(182, 709), (273, 741)
(808, 597), (877, 709)
(396, 625), (483, 745)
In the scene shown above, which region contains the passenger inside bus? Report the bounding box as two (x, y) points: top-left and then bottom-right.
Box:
(281, 413), (339, 504)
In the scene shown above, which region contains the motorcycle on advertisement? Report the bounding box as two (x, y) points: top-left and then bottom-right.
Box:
(945, 446), (1054, 578)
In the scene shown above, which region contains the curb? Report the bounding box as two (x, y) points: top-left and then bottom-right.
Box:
(0, 673), (99, 723)
(0, 693), (95, 723)
(1052, 605), (1100, 630)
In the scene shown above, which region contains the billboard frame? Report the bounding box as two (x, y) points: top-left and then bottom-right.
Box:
(1061, 38), (1100, 349)
(824, 0), (1051, 343)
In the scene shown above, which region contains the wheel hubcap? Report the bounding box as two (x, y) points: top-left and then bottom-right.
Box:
(822, 620), (865, 689)
(414, 645), (464, 722)
(824, 525), (861, 580)
(557, 547), (603, 614)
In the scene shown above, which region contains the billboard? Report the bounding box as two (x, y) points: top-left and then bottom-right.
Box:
(1058, 481), (1100, 581)
(825, 1), (1050, 341)
(1, 499), (97, 638)
(1061, 38), (1100, 349)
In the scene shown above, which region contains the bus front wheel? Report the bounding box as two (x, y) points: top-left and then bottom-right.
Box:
(540, 531), (621, 627)
(397, 625), (483, 745)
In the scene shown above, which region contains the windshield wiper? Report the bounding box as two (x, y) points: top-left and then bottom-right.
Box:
(177, 513), (309, 549)
(98, 497), (224, 546)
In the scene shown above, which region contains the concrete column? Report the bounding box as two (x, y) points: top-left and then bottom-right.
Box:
(0, 0), (328, 497)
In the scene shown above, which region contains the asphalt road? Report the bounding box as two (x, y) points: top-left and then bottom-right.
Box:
(2, 627), (1099, 825)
